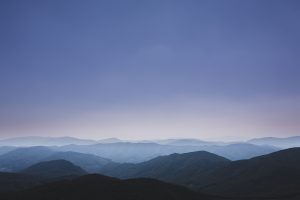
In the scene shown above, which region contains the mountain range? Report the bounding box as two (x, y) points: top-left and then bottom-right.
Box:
(0, 148), (299, 199)
(99, 148), (300, 199)
(0, 146), (111, 173)
(54, 142), (278, 162)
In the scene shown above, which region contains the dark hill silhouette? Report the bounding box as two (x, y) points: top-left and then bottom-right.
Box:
(0, 172), (44, 192)
(100, 151), (230, 186)
(21, 160), (86, 178)
(194, 148), (300, 198)
(2, 174), (218, 200)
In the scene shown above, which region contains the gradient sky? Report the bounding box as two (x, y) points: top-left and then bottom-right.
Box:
(0, 0), (299, 140)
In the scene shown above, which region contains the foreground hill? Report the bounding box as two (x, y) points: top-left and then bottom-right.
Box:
(21, 160), (86, 178)
(0, 172), (44, 192)
(2, 174), (217, 200)
(100, 148), (300, 199)
(100, 151), (230, 186)
(195, 148), (300, 198)
(0, 160), (86, 192)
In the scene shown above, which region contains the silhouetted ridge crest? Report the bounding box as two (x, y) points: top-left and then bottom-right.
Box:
(21, 160), (86, 178)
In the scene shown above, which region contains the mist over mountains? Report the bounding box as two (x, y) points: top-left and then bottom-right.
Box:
(0, 136), (283, 163)
(0, 136), (299, 199)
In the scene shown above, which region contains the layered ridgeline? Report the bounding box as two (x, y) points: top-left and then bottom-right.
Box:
(21, 160), (86, 178)
(0, 149), (299, 199)
(0, 160), (86, 192)
(195, 148), (300, 198)
(0, 143), (278, 170)
(0, 136), (280, 162)
(248, 136), (300, 148)
(99, 151), (230, 186)
(55, 142), (278, 162)
(0, 147), (112, 173)
(100, 148), (300, 199)
(1, 174), (216, 200)
(0, 160), (216, 200)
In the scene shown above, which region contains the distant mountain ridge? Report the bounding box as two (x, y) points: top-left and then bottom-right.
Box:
(55, 142), (279, 162)
(0, 136), (97, 146)
(248, 136), (300, 148)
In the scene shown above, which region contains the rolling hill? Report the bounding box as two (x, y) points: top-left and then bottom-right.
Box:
(42, 151), (112, 172)
(0, 147), (112, 172)
(194, 148), (300, 198)
(0, 147), (55, 172)
(21, 160), (86, 178)
(99, 151), (230, 186)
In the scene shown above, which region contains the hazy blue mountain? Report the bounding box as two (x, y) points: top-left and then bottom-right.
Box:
(202, 143), (280, 160)
(97, 138), (124, 143)
(21, 160), (86, 178)
(99, 151), (230, 186)
(0, 147), (112, 172)
(2, 174), (217, 200)
(0, 146), (17, 155)
(0, 147), (55, 172)
(194, 148), (300, 198)
(153, 139), (224, 146)
(54, 142), (187, 163)
(0, 136), (97, 147)
(55, 142), (279, 163)
(43, 151), (112, 172)
(248, 136), (300, 148)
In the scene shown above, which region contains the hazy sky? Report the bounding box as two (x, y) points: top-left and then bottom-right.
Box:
(0, 0), (299, 140)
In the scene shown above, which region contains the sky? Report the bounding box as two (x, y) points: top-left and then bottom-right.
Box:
(0, 0), (299, 140)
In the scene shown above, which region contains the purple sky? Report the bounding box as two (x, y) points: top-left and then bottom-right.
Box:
(0, 0), (299, 140)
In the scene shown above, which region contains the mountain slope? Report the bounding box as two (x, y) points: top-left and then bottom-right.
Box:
(195, 148), (300, 198)
(43, 151), (111, 172)
(100, 151), (230, 186)
(0, 147), (112, 173)
(0, 147), (55, 172)
(21, 160), (86, 178)
(3, 174), (216, 200)
(203, 143), (279, 160)
(0, 146), (16, 156)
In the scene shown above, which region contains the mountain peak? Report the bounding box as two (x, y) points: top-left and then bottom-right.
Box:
(21, 160), (86, 178)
